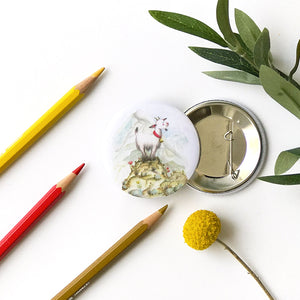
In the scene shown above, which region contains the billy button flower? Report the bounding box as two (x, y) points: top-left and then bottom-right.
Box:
(183, 210), (274, 300)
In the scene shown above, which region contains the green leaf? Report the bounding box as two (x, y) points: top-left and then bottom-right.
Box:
(253, 28), (270, 68)
(259, 174), (300, 185)
(260, 65), (300, 119)
(216, 0), (239, 48)
(289, 40), (300, 80)
(234, 33), (253, 57)
(189, 47), (259, 76)
(203, 70), (260, 84)
(233, 33), (257, 63)
(275, 147), (300, 175)
(148, 10), (227, 47)
(275, 67), (300, 90)
(235, 8), (261, 52)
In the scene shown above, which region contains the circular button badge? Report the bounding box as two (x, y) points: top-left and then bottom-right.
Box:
(108, 103), (200, 198)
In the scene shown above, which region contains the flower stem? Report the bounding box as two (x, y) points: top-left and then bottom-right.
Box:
(216, 239), (274, 300)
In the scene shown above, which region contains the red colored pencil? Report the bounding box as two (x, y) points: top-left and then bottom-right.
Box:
(0, 163), (85, 261)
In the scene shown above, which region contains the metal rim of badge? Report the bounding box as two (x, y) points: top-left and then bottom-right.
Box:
(185, 100), (267, 194)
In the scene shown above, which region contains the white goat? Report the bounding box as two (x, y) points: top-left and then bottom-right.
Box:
(135, 117), (169, 160)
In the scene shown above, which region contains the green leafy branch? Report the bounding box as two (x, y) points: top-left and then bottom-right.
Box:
(149, 0), (300, 185)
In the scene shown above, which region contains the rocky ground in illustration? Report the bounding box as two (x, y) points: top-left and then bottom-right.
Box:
(122, 157), (187, 198)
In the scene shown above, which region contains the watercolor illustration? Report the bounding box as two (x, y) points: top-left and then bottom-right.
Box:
(135, 116), (169, 161)
(113, 109), (190, 198)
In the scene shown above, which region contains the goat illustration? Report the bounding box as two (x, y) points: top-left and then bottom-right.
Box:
(135, 117), (169, 160)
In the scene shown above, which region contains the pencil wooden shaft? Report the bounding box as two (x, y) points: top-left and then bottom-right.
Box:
(0, 185), (63, 260)
(0, 164), (83, 261)
(0, 68), (104, 174)
(0, 88), (83, 173)
(52, 221), (148, 300)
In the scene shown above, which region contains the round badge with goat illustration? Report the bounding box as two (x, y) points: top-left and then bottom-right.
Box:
(108, 103), (200, 198)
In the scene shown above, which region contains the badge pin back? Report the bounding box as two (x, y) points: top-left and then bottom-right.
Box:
(185, 100), (266, 194)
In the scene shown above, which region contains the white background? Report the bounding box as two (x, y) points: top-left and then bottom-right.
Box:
(0, 0), (299, 299)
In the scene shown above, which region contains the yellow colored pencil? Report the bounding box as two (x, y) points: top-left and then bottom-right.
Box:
(52, 205), (168, 300)
(0, 67), (105, 174)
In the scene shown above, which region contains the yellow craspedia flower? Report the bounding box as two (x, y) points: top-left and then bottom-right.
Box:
(183, 210), (221, 250)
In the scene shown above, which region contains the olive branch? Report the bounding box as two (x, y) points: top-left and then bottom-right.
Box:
(149, 0), (300, 185)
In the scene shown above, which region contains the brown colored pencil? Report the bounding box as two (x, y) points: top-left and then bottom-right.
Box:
(52, 205), (168, 300)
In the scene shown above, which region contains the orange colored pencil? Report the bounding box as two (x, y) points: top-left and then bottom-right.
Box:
(0, 163), (85, 261)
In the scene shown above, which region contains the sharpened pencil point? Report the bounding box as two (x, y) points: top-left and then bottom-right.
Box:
(73, 163), (85, 175)
(159, 204), (168, 215)
(92, 67), (105, 78)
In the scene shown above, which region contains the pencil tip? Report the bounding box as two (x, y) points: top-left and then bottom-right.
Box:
(72, 163), (85, 175)
(158, 204), (168, 215)
(92, 67), (105, 78)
